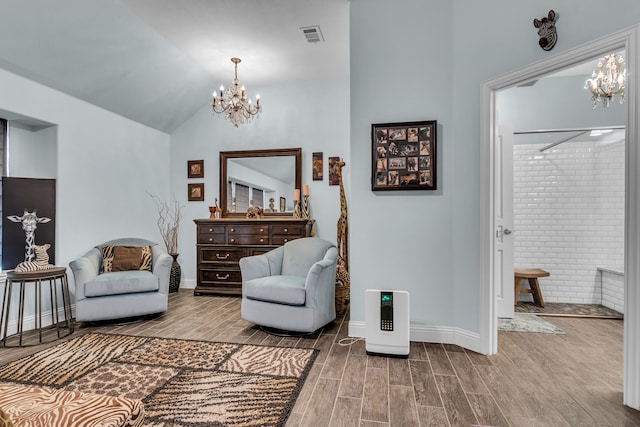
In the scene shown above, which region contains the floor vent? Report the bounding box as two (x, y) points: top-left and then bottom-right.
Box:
(300, 26), (324, 43)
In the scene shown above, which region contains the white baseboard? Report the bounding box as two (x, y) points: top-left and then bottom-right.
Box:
(180, 279), (196, 289)
(349, 321), (482, 354)
(1, 304), (75, 337)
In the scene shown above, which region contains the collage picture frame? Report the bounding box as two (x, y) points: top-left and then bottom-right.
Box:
(371, 120), (437, 191)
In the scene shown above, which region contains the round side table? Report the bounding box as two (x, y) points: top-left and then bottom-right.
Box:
(1, 267), (74, 346)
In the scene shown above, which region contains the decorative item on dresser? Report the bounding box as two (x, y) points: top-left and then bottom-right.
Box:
(193, 218), (313, 295)
(301, 184), (311, 219)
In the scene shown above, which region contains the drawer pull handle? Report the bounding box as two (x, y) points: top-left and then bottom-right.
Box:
(260, 228), (264, 232)
(230, 238), (235, 243)
(260, 238), (264, 243)
(230, 228), (235, 232)
(284, 228), (288, 232)
(216, 253), (230, 260)
(208, 228), (213, 232)
(216, 274), (230, 280)
(284, 238), (288, 243)
(208, 237), (213, 242)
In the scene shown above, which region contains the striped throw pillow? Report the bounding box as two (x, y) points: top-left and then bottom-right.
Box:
(102, 245), (152, 273)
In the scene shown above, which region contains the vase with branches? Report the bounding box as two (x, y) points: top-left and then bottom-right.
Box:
(149, 193), (183, 292)
(149, 193), (183, 254)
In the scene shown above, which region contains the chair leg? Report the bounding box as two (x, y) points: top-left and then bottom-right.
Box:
(514, 277), (524, 305)
(528, 278), (545, 308)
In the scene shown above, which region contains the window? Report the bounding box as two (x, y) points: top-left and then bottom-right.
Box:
(252, 188), (264, 208)
(235, 183), (249, 213)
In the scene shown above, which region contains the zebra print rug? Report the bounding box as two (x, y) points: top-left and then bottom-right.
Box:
(0, 332), (318, 426)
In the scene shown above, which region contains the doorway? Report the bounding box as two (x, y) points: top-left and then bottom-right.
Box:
(479, 26), (640, 409)
(499, 66), (626, 317)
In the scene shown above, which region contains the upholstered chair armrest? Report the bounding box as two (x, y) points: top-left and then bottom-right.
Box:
(69, 248), (102, 301)
(304, 246), (338, 308)
(240, 246), (285, 283)
(239, 254), (270, 283)
(264, 246), (284, 276)
(152, 246), (173, 294)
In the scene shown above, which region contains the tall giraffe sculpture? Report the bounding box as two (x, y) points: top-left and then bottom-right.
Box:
(334, 159), (349, 270)
(7, 210), (51, 262)
(333, 159), (350, 314)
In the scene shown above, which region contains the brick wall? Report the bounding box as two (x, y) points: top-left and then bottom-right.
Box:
(600, 268), (624, 313)
(513, 137), (624, 304)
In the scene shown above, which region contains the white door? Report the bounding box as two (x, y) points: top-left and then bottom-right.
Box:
(495, 125), (514, 318)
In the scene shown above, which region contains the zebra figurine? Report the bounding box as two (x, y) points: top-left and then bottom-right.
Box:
(14, 244), (56, 272)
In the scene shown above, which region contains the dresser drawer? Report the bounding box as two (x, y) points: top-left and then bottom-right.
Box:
(228, 225), (269, 235)
(272, 235), (301, 245)
(197, 233), (226, 244)
(271, 224), (304, 235)
(249, 247), (277, 256)
(198, 225), (226, 234)
(200, 268), (242, 283)
(228, 235), (269, 245)
(199, 247), (244, 263)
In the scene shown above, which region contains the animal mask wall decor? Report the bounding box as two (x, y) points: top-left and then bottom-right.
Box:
(533, 10), (558, 51)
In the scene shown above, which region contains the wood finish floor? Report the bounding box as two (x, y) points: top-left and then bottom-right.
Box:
(1, 290), (639, 427)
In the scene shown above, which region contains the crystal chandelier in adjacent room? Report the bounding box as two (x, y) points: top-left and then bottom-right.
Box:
(585, 53), (626, 108)
(212, 57), (262, 127)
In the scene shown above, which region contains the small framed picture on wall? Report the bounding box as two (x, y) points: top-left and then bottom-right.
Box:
(328, 156), (340, 186)
(188, 160), (204, 178)
(188, 183), (204, 201)
(312, 152), (323, 181)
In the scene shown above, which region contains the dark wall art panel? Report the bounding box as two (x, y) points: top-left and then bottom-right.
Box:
(2, 177), (56, 269)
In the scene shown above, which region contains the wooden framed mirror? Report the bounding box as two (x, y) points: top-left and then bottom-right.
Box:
(220, 148), (302, 217)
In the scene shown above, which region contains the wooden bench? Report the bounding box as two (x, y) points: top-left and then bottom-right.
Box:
(514, 268), (549, 307)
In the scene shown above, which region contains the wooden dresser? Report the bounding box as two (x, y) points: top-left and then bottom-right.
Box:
(193, 218), (312, 295)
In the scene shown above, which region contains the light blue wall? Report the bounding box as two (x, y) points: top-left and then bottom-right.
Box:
(0, 67), (171, 335)
(7, 123), (57, 179)
(170, 78), (350, 284)
(350, 0), (455, 327)
(351, 0), (640, 334)
(450, 0), (640, 331)
(0, 67), (171, 264)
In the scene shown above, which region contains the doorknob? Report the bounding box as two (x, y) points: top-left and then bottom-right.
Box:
(504, 228), (514, 235)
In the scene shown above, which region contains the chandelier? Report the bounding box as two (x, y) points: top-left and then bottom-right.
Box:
(585, 53), (626, 108)
(212, 57), (262, 127)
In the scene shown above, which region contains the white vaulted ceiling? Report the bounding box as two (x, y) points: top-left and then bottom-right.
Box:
(0, 0), (349, 133)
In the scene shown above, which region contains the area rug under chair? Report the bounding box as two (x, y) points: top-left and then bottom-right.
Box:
(0, 332), (318, 426)
(498, 314), (565, 334)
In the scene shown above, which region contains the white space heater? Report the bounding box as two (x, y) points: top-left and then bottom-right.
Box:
(365, 289), (410, 358)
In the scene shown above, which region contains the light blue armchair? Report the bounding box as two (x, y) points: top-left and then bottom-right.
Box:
(239, 237), (338, 333)
(69, 238), (172, 322)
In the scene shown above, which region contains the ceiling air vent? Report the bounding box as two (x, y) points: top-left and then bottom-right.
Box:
(300, 26), (324, 43)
